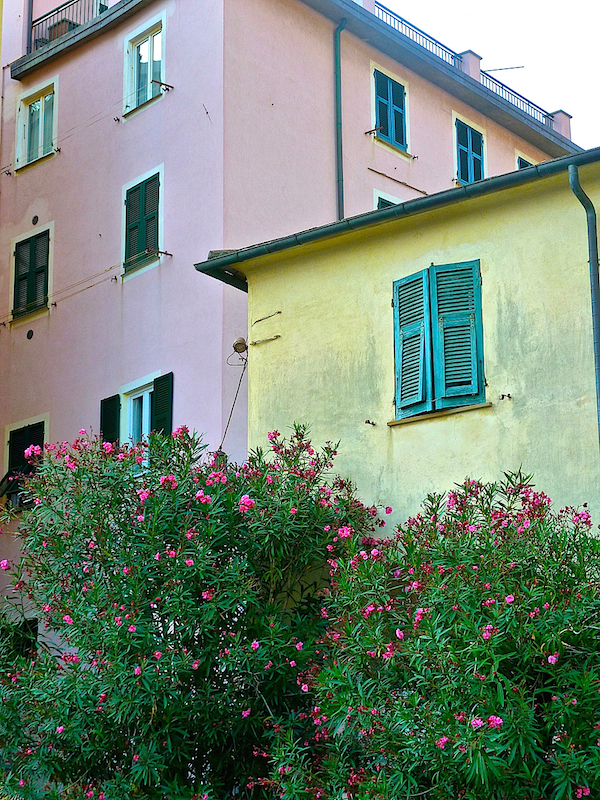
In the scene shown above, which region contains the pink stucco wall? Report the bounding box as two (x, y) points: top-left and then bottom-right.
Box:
(224, 0), (551, 243)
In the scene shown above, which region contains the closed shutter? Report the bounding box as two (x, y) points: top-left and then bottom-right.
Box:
(430, 261), (484, 409)
(125, 184), (142, 268)
(374, 70), (390, 141)
(151, 372), (173, 435)
(100, 394), (121, 444)
(393, 271), (433, 418)
(144, 174), (159, 255)
(390, 78), (405, 148)
(14, 240), (31, 313)
(33, 232), (49, 307)
(8, 422), (45, 472)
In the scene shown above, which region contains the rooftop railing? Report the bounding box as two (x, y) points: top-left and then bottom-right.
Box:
(374, 2), (553, 128)
(31, 0), (108, 52)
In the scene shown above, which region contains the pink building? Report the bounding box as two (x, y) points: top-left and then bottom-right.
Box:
(0, 0), (578, 538)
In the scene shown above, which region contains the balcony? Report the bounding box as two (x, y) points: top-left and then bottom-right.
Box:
(31, 0), (109, 52)
(374, 2), (553, 128)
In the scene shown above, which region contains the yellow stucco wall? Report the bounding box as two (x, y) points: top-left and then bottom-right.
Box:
(244, 163), (600, 523)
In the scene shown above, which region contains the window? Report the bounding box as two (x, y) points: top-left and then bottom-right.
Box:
(456, 120), (484, 184)
(125, 22), (163, 112)
(100, 373), (174, 444)
(377, 196), (395, 210)
(0, 421), (45, 507)
(374, 70), (406, 151)
(517, 157), (533, 170)
(124, 174), (159, 272)
(16, 81), (56, 167)
(393, 261), (485, 420)
(13, 230), (50, 318)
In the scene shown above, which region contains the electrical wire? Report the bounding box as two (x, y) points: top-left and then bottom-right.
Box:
(218, 357), (247, 452)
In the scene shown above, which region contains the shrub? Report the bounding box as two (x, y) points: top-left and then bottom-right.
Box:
(270, 474), (600, 800)
(0, 425), (377, 799)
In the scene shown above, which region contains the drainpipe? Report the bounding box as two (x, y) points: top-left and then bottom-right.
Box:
(334, 18), (346, 221)
(26, 0), (34, 54)
(568, 164), (600, 451)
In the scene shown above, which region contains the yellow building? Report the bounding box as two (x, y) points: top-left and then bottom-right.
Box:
(196, 150), (600, 521)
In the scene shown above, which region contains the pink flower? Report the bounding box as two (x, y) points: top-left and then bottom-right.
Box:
(239, 494), (255, 513)
(56, 726), (64, 734)
(471, 718), (484, 729)
(192, 660), (200, 670)
(0, 560), (9, 571)
(134, 666), (141, 676)
(295, 641), (303, 651)
(133, 754), (139, 762)
(301, 684), (309, 692)
(505, 595), (515, 604)
(290, 508), (297, 515)
(435, 735), (449, 749)
(123, 566), (132, 575)
(103, 442), (113, 454)
(154, 651), (162, 659)
(395, 629), (404, 640)
(202, 589), (214, 600)
(167, 549), (177, 558)
(385, 507), (392, 514)
(251, 641), (260, 651)
(548, 654), (558, 665)
(290, 660), (296, 667)
(63, 615), (73, 625)
(241, 708), (251, 718)
(154, 552), (161, 560)
(128, 625), (136, 633)
(267, 431), (280, 441)
(487, 715), (503, 729)
(184, 558), (194, 567)
(79, 429), (86, 435)
(159, 474), (178, 490)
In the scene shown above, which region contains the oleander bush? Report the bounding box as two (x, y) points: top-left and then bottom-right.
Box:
(0, 425), (378, 800)
(269, 475), (600, 800)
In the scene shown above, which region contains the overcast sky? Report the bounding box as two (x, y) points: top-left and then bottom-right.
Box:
(380, 0), (600, 150)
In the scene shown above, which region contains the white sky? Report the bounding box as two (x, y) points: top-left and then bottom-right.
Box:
(380, 0), (600, 150)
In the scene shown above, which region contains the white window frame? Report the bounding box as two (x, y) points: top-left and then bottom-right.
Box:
(123, 12), (166, 116)
(9, 221), (54, 322)
(15, 76), (58, 169)
(121, 164), (164, 279)
(118, 372), (160, 443)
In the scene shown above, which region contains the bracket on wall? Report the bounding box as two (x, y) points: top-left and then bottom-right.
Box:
(151, 80), (174, 92)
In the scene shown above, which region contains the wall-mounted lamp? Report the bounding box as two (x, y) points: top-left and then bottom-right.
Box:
(232, 337), (248, 353)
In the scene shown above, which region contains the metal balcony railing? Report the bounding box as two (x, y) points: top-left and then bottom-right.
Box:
(374, 2), (553, 128)
(31, 0), (108, 52)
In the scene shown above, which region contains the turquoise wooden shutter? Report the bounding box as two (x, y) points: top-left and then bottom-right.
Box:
(393, 271), (433, 418)
(151, 372), (173, 435)
(374, 70), (390, 141)
(430, 261), (484, 409)
(100, 394), (121, 443)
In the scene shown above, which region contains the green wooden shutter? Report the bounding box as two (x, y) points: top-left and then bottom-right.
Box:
(374, 70), (390, 140)
(430, 260), (484, 409)
(144, 174), (159, 255)
(100, 394), (121, 443)
(33, 231), (49, 308)
(14, 240), (31, 314)
(8, 422), (45, 472)
(151, 372), (173, 435)
(125, 184), (142, 270)
(392, 271), (433, 418)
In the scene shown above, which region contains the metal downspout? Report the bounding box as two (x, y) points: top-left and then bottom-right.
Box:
(26, 0), (34, 54)
(568, 164), (600, 451)
(334, 18), (346, 221)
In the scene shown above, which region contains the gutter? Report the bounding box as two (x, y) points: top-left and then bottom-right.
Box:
(568, 165), (600, 451)
(195, 146), (600, 292)
(334, 18), (347, 220)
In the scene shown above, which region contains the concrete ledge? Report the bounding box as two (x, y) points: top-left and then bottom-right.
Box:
(11, 0), (156, 80)
(387, 401), (493, 426)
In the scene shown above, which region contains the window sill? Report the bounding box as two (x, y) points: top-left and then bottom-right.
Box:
(15, 151), (56, 172)
(121, 255), (160, 280)
(373, 136), (413, 161)
(388, 401), (492, 426)
(122, 92), (162, 119)
(10, 305), (49, 325)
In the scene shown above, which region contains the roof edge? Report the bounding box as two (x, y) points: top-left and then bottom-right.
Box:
(195, 146), (600, 292)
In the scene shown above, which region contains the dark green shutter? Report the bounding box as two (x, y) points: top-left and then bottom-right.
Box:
(151, 372), (173, 435)
(125, 175), (159, 272)
(8, 422), (45, 472)
(13, 231), (49, 316)
(430, 261), (484, 409)
(100, 394), (121, 443)
(393, 271), (433, 418)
